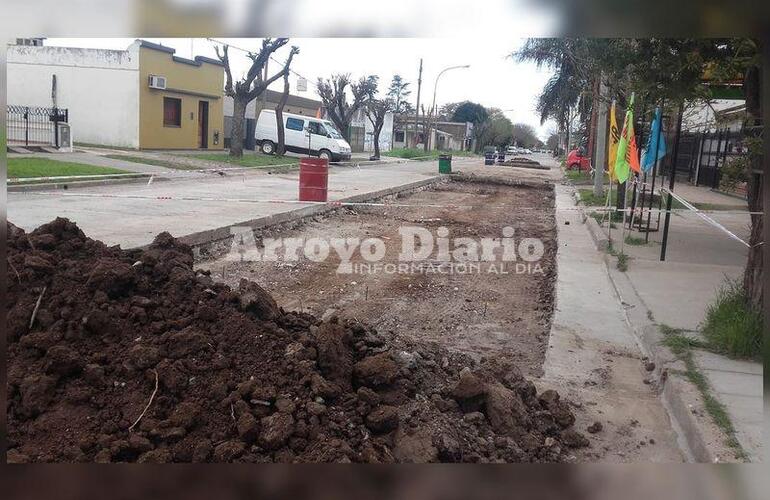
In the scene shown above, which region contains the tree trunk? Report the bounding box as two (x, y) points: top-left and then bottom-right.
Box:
(373, 123), (382, 158)
(230, 96), (247, 158)
(742, 62), (763, 311)
(275, 74), (290, 155)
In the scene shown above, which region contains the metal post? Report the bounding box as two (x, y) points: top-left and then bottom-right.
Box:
(660, 102), (684, 261)
(644, 99), (664, 242)
(53, 106), (60, 148)
(24, 106), (29, 146)
(627, 101), (647, 230)
(413, 58), (422, 148)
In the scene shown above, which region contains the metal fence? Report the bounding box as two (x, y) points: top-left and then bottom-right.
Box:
(660, 128), (749, 194)
(6, 105), (69, 148)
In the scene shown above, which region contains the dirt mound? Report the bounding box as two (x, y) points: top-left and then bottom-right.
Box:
(6, 218), (586, 462)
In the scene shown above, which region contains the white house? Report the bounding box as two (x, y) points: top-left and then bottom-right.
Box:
(7, 42), (141, 148)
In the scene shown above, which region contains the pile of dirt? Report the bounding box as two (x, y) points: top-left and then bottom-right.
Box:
(6, 218), (588, 463)
(500, 157), (547, 170)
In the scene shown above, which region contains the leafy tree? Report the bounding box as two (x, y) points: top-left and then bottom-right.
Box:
(546, 132), (560, 151)
(438, 102), (462, 121)
(452, 102), (490, 152)
(451, 101), (489, 125)
(387, 75), (411, 114)
(511, 123), (539, 148)
(517, 37), (764, 319)
(479, 113), (513, 149)
(316, 74), (377, 141)
(215, 38), (299, 158)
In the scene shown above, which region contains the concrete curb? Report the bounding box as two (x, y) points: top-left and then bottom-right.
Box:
(176, 175), (447, 250)
(604, 265), (733, 463)
(8, 175), (165, 192)
(584, 213), (609, 251)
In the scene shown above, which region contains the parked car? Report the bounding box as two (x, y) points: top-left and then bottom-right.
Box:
(255, 110), (352, 161)
(567, 147), (591, 171)
(505, 146), (518, 155)
(522, 148), (533, 154)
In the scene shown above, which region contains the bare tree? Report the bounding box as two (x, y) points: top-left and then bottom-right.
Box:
(364, 97), (394, 159)
(215, 38), (298, 158)
(274, 47), (300, 156)
(316, 74), (377, 142)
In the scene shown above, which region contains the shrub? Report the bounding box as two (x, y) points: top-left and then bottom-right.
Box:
(702, 279), (762, 359)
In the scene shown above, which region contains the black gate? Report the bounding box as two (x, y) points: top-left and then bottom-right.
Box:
(6, 105), (69, 148)
(695, 129), (744, 189)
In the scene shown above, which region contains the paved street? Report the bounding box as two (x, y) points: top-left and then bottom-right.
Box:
(7, 155), (464, 248)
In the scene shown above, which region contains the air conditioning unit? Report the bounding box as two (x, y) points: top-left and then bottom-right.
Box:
(148, 75), (167, 89)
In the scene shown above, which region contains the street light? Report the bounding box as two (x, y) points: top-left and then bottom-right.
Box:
(426, 64), (470, 150)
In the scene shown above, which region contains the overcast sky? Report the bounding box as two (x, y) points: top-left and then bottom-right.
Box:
(48, 37), (558, 140)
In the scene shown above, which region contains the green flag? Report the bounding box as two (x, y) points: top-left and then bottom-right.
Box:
(614, 93), (639, 184)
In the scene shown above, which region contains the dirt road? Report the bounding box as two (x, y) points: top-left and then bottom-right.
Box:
(199, 179), (557, 377)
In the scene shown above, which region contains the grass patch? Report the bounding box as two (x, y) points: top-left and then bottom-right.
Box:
(606, 241), (629, 271)
(590, 210), (624, 225)
(624, 235), (647, 246)
(659, 324), (748, 460)
(383, 148), (476, 160)
(189, 152), (300, 168)
(579, 188), (618, 207)
(104, 154), (199, 170)
(701, 279), (762, 360)
(615, 252), (629, 271)
(565, 169), (610, 184)
(8, 157), (128, 178)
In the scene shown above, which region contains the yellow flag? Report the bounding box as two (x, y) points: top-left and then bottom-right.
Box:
(607, 100), (620, 181)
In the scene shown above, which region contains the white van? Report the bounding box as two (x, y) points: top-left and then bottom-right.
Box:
(255, 110), (352, 162)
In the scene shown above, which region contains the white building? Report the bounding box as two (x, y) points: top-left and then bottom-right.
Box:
(7, 42), (141, 148)
(345, 108), (394, 154)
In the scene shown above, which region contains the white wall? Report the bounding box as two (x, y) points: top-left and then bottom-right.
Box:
(7, 44), (140, 148)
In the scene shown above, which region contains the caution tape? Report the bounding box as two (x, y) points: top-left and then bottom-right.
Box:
(659, 187), (751, 247)
(15, 189), (763, 215)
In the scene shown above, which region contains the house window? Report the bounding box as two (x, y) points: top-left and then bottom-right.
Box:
(286, 117), (305, 131)
(395, 131), (405, 142)
(163, 97), (182, 127)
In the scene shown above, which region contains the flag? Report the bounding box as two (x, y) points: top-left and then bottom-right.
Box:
(641, 106), (666, 173)
(614, 93), (640, 183)
(608, 100), (620, 181)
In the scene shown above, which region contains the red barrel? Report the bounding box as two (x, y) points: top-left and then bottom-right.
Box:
(298, 157), (329, 202)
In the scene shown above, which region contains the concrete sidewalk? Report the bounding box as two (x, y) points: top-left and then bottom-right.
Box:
(541, 183), (684, 462)
(7, 159), (446, 248)
(588, 182), (762, 462)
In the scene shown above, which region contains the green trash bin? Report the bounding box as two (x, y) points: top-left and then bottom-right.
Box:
(438, 154), (452, 174)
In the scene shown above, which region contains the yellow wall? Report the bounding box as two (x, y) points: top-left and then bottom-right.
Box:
(138, 46), (224, 149)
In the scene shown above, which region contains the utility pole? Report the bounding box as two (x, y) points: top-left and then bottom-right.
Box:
(413, 58), (423, 148)
(593, 78), (608, 197)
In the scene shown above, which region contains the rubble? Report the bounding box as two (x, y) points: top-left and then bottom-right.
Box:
(6, 218), (586, 462)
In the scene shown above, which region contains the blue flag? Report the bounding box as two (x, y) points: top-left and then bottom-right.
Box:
(641, 107), (666, 173)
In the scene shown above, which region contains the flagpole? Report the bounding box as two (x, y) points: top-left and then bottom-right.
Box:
(627, 101), (648, 230)
(621, 181), (627, 254)
(607, 178), (613, 246)
(646, 98), (665, 242)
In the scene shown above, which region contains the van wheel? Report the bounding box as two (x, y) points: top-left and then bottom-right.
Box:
(318, 149), (332, 161)
(261, 141), (275, 155)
